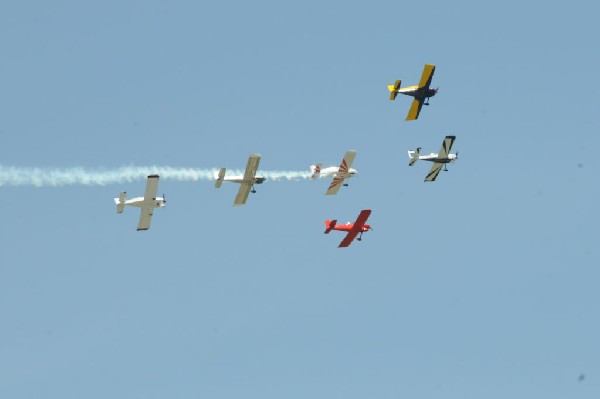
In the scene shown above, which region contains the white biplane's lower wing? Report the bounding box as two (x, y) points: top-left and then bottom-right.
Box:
(233, 154), (261, 205)
(325, 150), (356, 196)
(325, 177), (345, 196)
(234, 183), (252, 206)
(137, 175), (160, 231)
(137, 206), (155, 231)
(424, 163), (444, 182)
(438, 136), (456, 159)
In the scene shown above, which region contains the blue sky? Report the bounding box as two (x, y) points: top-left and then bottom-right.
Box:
(1, 1), (599, 398)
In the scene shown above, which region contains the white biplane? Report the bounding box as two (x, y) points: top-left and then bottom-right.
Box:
(214, 153), (266, 205)
(310, 150), (357, 195)
(408, 136), (458, 182)
(114, 175), (166, 231)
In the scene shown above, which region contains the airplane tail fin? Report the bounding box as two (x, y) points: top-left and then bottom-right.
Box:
(388, 80), (401, 100)
(310, 163), (322, 180)
(324, 219), (337, 234)
(114, 191), (127, 213)
(214, 168), (226, 188)
(408, 147), (421, 166)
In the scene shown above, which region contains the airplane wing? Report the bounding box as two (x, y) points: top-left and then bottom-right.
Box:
(137, 205), (155, 231)
(339, 209), (371, 247)
(143, 175), (160, 202)
(353, 209), (371, 228)
(417, 64), (436, 88)
(424, 163), (444, 182)
(339, 150), (357, 174)
(437, 136), (456, 159)
(325, 150), (357, 195)
(233, 183), (252, 205)
(406, 98), (424, 121)
(137, 175), (160, 231)
(325, 177), (345, 196)
(233, 154), (261, 205)
(243, 154), (261, 182)
(338, 229), (360, 248)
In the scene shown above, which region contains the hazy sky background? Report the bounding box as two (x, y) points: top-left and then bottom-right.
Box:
(1, 1), (599, 398)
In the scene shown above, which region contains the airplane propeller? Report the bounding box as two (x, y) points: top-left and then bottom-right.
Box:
(163, 193), (166, 204)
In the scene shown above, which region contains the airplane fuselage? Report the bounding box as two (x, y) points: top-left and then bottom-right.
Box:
(332, 222), (371, 233)
(223, 176), (266, 184)
(419, 153), (457, 164)
(398, 86), (437, 100)
(318, 166), (357, 179)
(123, 197), (166, 208)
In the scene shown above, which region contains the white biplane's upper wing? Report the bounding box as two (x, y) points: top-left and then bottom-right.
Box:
(437, 136), (456, 159)
(143, 175), (160, 202)
(243, 154), (261, 182)
(233, 154), (260, 205)
(137, 175), (160, 231)
(325, 150), (356, 196)
(339, 150), (356, 173)
(424, 163), (444, 182)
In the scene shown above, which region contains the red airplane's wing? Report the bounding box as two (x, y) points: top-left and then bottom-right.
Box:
(353, 209), (371, 227)
(338, 210), (371, 248)
(338, 230), (360, 248)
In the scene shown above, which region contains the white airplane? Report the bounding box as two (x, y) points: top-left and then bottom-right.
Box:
(408, 136), (458, 182)
(310, 150), (357, 195)
(114, 174), (166, 231)
(214, 153), (266, 205)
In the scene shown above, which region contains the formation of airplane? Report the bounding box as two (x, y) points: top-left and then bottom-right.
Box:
(388, 64), (437, 121)
(113, 64), (460, 248)
(408, 135), (457, 182)
(114, 175), (166, 231)
(310, 150), (357, 195)
(214, 153), (266, 205)
(324, 209), (372, 248)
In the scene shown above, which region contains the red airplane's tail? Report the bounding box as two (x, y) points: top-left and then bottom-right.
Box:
(324, 219), (337, 234)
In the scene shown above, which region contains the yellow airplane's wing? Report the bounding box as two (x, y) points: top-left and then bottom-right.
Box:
(417, 64), (435, 88)
(406, 98), (423, 121)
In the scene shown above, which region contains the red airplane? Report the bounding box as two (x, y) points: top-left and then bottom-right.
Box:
(324, 209), (372, 248)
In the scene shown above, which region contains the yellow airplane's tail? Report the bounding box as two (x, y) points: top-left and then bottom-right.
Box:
(388, 80), (401, 100)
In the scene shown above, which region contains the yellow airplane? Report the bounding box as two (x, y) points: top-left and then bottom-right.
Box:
(388, 64), (438, 121)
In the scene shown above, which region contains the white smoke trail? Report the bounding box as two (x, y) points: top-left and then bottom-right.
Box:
(0, 166), (313, 187)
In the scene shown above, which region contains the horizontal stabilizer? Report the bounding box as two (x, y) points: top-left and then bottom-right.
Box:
(388, 80), (401, 100)
(324, 219), (337, 234)
(214, 168), (226, 188)
(114, 191), (127, 213)
(310, 163), (322, 180)
(408, 147), (421, 166)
